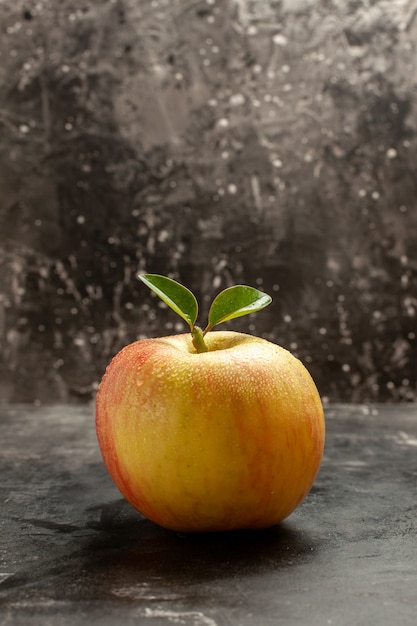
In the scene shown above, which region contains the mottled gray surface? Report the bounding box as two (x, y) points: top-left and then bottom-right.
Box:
(1, 1), (417, 403)
(1, 403), (417, 625)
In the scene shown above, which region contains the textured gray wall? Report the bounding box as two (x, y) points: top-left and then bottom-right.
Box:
(1, 0), (417, 403)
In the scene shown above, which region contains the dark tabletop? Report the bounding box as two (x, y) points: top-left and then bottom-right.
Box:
(1, 403), (416, 625)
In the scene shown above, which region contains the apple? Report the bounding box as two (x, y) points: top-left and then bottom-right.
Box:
(95, 274), (325, 532)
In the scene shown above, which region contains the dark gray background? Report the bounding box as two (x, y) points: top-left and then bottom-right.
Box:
(1, 0), (417, 404)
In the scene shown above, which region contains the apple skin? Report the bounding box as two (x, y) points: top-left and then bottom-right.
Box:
(95, 331), (325, 533)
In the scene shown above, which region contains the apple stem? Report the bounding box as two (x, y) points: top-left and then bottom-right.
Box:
(191, 326), (209, 353)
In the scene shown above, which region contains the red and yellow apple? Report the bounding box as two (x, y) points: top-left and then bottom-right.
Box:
(95, 330), (325, 532)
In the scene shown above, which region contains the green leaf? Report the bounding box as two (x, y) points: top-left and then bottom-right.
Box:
(206, 285), (272, 332)
(137, 273), (198, 329)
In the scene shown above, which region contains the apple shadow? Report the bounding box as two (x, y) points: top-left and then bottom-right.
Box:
(80, 498), (318, 590)
(1, 497), (319, 608)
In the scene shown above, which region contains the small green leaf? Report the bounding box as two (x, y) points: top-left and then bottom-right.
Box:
(206, 285), (272, 332)
(137, 273), (198, 329)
